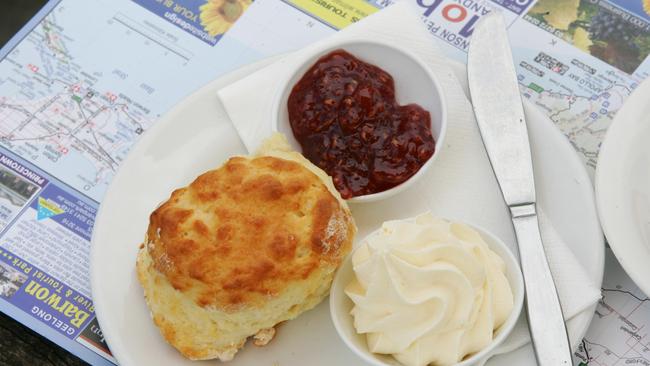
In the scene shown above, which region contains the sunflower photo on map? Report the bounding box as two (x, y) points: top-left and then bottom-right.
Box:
(525, 0), (650, 74)
(199, 0), (252, 36)
(133, 0), (253, 46)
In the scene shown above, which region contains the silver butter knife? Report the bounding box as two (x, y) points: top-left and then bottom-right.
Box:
(467, 12), (573, 366)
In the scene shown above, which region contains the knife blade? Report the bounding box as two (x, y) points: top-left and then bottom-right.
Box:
(467, 12), (573, 366)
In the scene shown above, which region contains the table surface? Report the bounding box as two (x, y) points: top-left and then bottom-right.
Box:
(0, 2), (87, 365)
(0, 312), (86, 365)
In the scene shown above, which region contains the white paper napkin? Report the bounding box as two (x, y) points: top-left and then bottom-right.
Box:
(217, 1), (601, 360)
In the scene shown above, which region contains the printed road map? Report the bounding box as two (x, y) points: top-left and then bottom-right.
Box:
(0, 0), (649, 365)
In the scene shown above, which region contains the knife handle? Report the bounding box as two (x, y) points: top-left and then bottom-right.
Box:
(510, 204), (573, 366)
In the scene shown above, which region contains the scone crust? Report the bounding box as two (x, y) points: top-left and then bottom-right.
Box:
(146, 155), (353, 309)
(137, 154), (355, 360)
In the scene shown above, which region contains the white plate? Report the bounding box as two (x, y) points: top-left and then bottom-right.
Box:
(91, 58), (604, 366)
(596, 78), (650, 296)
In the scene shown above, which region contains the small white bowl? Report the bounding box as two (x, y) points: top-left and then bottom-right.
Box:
(329, 221), (525, 366)
(271, 39), (447, 203)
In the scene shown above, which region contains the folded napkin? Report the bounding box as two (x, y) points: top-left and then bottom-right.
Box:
(217, 1), (601, 361)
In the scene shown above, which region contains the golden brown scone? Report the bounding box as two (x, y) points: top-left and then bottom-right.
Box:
(136, 134), (355, 361)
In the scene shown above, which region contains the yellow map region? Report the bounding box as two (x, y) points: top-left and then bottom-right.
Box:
(286, 0), (377, 29)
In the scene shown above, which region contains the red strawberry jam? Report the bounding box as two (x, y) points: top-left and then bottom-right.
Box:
(288, 50), (435, 199)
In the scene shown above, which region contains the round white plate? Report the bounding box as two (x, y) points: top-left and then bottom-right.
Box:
(596, 78), (650, 296)
(91, 58), (604, 366)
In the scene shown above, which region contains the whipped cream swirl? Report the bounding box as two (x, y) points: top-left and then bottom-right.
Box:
(345, 214), (513, 366)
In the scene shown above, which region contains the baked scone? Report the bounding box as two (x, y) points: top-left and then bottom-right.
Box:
(136, 134), (355, 361)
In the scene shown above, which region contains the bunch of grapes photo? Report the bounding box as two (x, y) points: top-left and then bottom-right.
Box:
(526, 0), (650, 74)
(589, 8), (642, 50)
(586, 6), (649, 73)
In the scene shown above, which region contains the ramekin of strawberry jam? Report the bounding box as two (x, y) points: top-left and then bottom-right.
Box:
(276, 42), (447, 202)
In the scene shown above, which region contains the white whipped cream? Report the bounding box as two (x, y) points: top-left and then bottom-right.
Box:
(345, 213), (513, 366)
